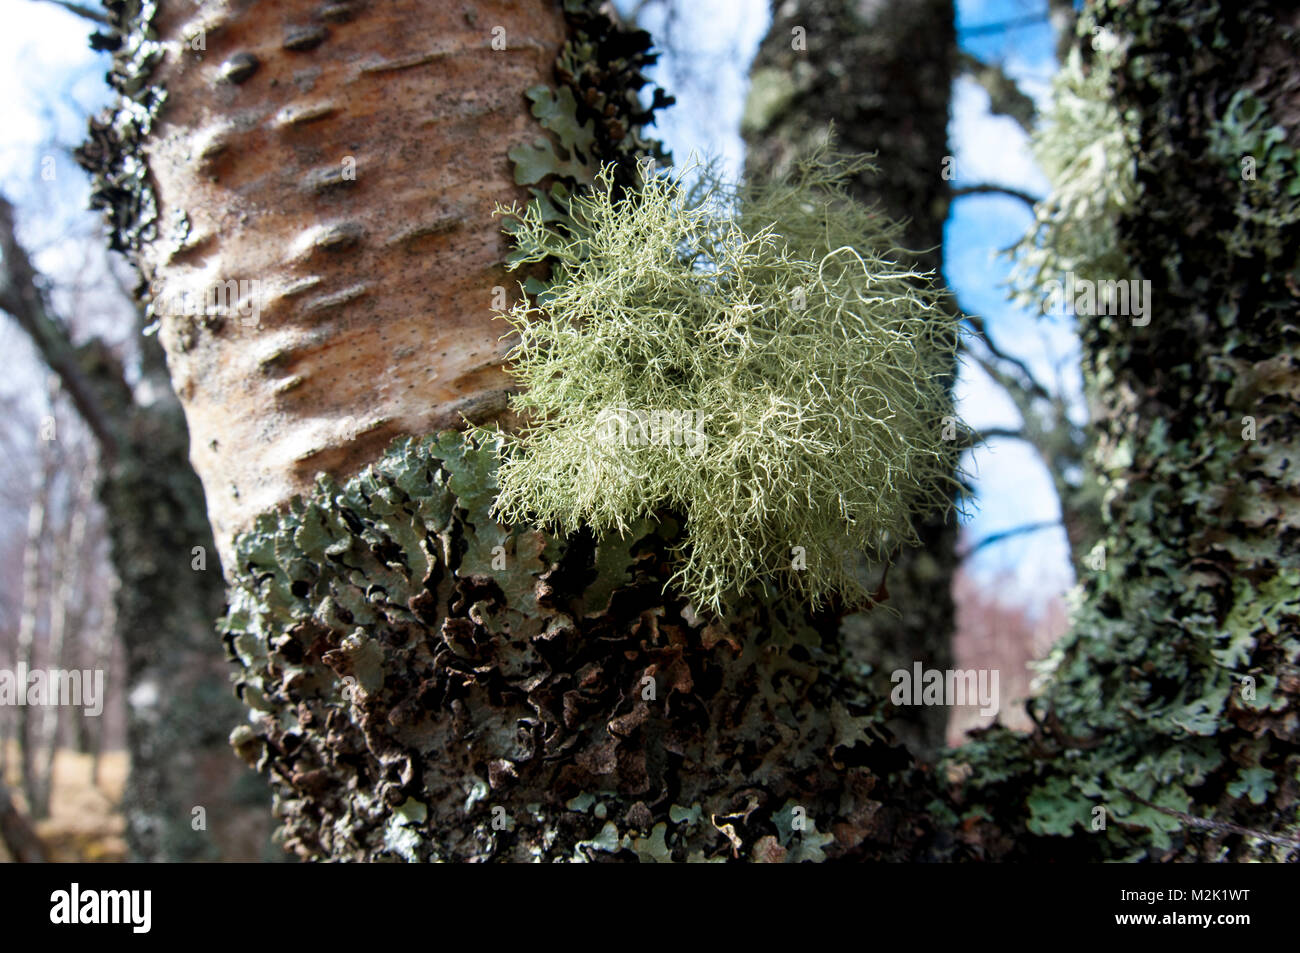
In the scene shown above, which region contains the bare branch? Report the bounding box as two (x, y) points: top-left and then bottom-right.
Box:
(0, 195), (119, 459)
(977, 427), (1029, 443)
(32, 0), (110, 25)
(957, 52), (1036, 133)
(960, 520), (1062, 559)
(957, 13), (1049, 36)
(964, 312), (1053, 403)
(1117, 786), (1300, 851)
(952, 183), (1039, 210)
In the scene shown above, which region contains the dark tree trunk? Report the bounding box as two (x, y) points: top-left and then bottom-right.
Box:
(0, 197), (274, 859)
(104, 337), (278, 861)
(0, 780), (49, 863)
(743, 0), (959, 760)
(958, 0), (1300, 861)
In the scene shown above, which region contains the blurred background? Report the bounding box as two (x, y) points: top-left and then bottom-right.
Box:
(0, 0), (1082, 860)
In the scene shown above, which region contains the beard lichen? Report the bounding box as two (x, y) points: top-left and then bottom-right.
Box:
(1006, 20), (1140, 312)
(480, 150), (961, 615)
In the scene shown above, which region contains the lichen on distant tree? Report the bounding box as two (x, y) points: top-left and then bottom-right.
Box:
(480, 149), (961, 614)
(1007, 19), (1140, 312)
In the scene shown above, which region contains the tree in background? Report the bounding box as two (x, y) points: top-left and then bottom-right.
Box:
(0, 194), (275, 861)
(959, 0), (1300, 860)
(742, 0), (959, 761)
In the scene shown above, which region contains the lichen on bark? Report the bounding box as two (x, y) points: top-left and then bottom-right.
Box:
(956, 0), (1300, 861)
(222, 432), (952, 861)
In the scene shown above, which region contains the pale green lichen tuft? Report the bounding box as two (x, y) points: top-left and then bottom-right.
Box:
(1008, 22), (1140, 311)
(479, 149), (961, 614)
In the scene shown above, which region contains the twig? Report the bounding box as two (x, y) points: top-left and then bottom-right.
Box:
(959, 520), (1062, 558)
(0, 195), (119, 459)
(952, 184), (1040, 210)
(33, 0), (110, 25)
(1116, 786), (1300, 851)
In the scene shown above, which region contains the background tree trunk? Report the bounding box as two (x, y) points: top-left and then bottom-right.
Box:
(0, 779), (48, 863)
(958, 0), (1300, 861)
(743, 0), (958, 760)
(14, 424), (54, 819)
(0, 194), (276, 860)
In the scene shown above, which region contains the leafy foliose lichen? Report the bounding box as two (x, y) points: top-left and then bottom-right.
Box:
(954, 0), (1300, 862)
(1207, 89), (1300, 263)
(221, 431), (945, 862)
(75, 0), (167, 269)
(480, 149), (961, 615)
(506, 0), (674, 255)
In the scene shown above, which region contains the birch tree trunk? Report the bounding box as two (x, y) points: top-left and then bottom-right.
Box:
(32, 465), (92, 819)
(15, 416), (55, 819)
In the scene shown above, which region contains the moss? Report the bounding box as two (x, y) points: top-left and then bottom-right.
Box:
(482, 150), (960, 614)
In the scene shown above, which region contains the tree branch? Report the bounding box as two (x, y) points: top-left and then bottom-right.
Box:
(32, 0), (110, 25)
(977, 427), (1029, 443)
(957, 52), (1036, 133)
(964, 312), (1053, 403)
(956, 13), (1049, 36)
(952, 183), (1039, 210)
(0, 195), (120, 460)
(959, 520), (1062, 559)
(1117, 786), (1300, 851)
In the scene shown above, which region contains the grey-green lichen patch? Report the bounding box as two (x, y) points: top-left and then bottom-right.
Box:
(1207, 90), (1300, 263)
(504, 0), (673, 265)
(740, 68), (800, 136)
(221, 431), (953, 861)
(484, 150), (960, 615)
